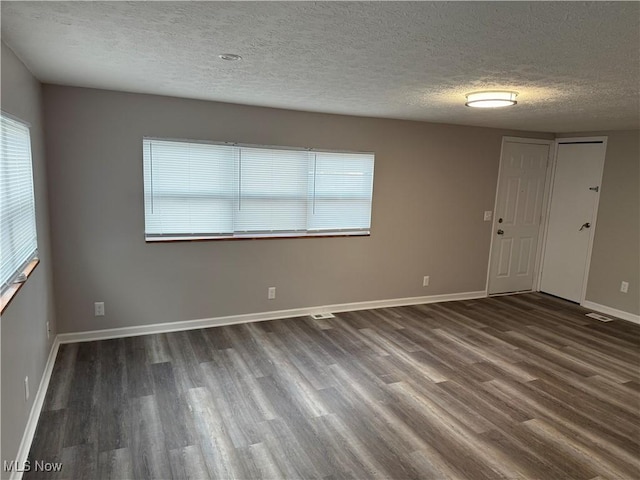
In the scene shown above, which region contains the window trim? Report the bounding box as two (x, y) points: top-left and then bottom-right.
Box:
(142, 137), (375, 242)
(144, 136), (375, 157)
(0, 258), (39, 314)
(145, 231), (370, 243)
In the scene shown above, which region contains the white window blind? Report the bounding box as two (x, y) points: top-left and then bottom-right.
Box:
(143, 138), (374, 240)
(143, 140), (235, 236)
(309, 152), (375, 231)
(0, 113), (38, 290)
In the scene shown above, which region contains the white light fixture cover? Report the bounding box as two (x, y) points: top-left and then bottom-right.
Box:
(465, 91), (518, 108)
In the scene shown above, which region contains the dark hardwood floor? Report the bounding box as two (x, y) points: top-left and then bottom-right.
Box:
(25, 293), (640, 479)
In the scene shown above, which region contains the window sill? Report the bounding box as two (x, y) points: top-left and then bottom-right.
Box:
(0, 259), (40, 315)
(146, 231), (371, 243)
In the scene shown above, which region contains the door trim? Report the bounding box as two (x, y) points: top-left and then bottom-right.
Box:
(536, 136), (608, 305)
(485, 136), (553, 295)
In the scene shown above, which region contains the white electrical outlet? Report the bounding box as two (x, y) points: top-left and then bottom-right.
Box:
(268, 287), (276, 300)
(620, 281), (629, 293)
(484, 211), (492, 221)
(94, 302), (105, 316)
(423, 276), (430, 287)
(46, 321), (50, 340)
(25, 376), (29, 402)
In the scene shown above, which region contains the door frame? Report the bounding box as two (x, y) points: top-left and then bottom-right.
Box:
(535, 136), (608, 305)
(485, 136), (553, 296)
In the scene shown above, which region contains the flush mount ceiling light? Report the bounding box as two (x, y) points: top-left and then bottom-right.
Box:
(465, 91), (518, 108)
(219, 53), (242, 61)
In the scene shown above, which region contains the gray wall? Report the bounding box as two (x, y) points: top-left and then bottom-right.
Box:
(43, 85), (551, 334)
(0, 43), (56, 475)
(561, 131), (639, 315)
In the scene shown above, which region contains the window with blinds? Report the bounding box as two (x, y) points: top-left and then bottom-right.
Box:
(143, 138), (374, 240)
(0, 113), (38, 291)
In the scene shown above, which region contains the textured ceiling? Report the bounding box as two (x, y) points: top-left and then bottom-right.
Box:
(2, 1), (639, 132)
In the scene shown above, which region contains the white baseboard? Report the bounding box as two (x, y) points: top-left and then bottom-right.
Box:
(57, 290), (487, 344)
(10, 338), (60, 480)
(582, 300), (640, 325)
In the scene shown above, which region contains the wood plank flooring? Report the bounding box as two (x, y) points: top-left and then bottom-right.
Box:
(25, 293), (640, 479)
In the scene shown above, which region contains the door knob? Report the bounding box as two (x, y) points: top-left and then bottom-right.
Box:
(497, 229), (504, 235)
(579, 222), (591, 231)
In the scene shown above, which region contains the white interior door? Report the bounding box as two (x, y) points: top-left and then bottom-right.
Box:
(488, 139), (550, 295)
(540, 141), (606, 303)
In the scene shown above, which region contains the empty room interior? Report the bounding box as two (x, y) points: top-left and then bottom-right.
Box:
(1, 2), (639, 479)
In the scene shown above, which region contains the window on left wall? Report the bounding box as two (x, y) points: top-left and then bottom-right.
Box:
(0, 113), (38, 298)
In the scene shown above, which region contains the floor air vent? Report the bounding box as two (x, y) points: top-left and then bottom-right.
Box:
(586, 312), (613, 322)
(310, 313), (335, 320)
